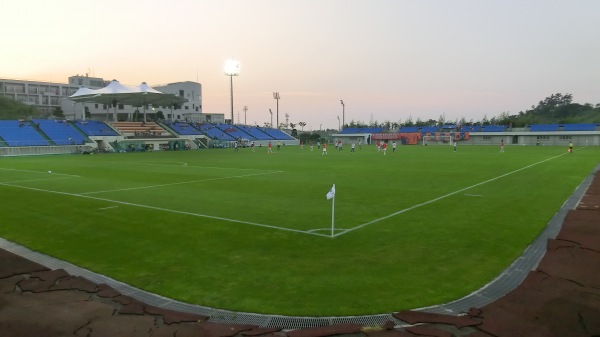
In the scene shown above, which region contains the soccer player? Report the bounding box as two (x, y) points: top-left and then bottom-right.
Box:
(268, 141), (273, 154)
(351, 143), (355, 154)
(453, 141), (457, 152)
(500, 139), (504, 153)
(569, 141), (573, 153)
(382, 142), (387, 155)
(322, 142), (327, 155)
(392, 141), (397, 153)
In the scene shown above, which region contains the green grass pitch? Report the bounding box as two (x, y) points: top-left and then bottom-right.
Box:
(0, 144), (598, 316)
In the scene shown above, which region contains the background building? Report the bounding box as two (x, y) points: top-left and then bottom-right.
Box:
(1, 75), (221, 123)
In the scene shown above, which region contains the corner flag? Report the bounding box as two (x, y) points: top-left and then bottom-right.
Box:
(326, 184), (336, 237)
(326, 184), (336, 200)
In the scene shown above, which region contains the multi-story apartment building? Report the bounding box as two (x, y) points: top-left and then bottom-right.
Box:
(0, 75), (220, 122)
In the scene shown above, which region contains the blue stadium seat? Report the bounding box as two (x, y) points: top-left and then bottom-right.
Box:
(163, 121), (204, 135)
(215, 124), (256, 140)
(399, 126), (420, 133)
(74, 120), (119, 136)
(529, 124), (559, 132)
(419, 126), (438, 133)
(562, 124), (597, 131)
(33, 120), (87, 145)
(236, 125), (274, 140)
(481, 125), (507, 132)
(261, 127), (294, 140)
(0, 120), (49, 146)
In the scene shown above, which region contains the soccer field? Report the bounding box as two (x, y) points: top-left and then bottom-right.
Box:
(0, 144), (598, 316)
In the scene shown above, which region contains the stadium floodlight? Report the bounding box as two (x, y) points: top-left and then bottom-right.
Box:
(269, 109), (273, 128)
(273, 92), (280, 129)
(340, 100), (345, 131)
(224, 59), (240, 124)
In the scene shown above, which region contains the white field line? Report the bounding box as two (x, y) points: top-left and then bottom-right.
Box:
(0, 167), (80, 178)
(80, 170), (284, 195)
(98, 206), (119, 210)
(334, 151), (570, 237)
(0, 181), (331, 238)
(100, 161), (280, 172)
(0, 177), (75, 184)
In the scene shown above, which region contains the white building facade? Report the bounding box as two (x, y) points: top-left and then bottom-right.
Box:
(1, 75), (222, 123)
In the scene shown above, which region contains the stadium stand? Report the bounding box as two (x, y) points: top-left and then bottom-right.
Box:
(236, 125), (274, 140)
(419, 126), (438, 133)
(398, 126), (420, 133)
(440, 125), (457, 130)
(33, 119), (87, 145)
(215, 124), (255, 140)
(261, 127), (295, 140)
(197, 124), (236, 140)
(162, 121), (204, 135)
(339, 127), (383, 134)
(529, 124), (560, 132)
(73, 120), (119, 136)
(111, 122), (171, 137)
(0, 120), (49, 146)
(562, 123), (597, 131)
(480, 125), (507, 132)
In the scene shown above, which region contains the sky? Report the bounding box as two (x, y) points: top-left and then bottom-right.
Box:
(3, 0), (600, 130)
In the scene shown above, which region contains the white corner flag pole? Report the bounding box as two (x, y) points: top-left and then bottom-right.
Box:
(326, 184), (336, 237)
(331, 192), (335, 237)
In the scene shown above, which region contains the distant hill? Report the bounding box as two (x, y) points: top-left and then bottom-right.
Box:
(504, 93), (600, 127)
(0, 96), (43, 120)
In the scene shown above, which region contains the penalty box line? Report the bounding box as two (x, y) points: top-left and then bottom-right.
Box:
(334, 151), (570, 237)
(0, 182), (331, 238)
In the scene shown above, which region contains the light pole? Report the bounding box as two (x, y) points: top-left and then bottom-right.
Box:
(340, 100), (345, 130)
(243, 106), (248, 125)
(273, 92), (280, 129)
(319, 124), (322, 131)
(224, 59), (240, 125)
(269, 109), (273, 128)
(337, 116), (340, 131)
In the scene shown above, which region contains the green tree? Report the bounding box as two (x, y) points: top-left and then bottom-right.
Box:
(52, 107), (64, 118)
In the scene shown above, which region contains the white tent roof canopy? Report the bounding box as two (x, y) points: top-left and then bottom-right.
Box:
(69, 79), (187, 107)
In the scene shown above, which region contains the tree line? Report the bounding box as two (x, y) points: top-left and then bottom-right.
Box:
(343, 93), (600, 129)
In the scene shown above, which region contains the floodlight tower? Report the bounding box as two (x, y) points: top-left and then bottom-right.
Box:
(224, 59), (240, 125)
(269, 109), (273, 128)
(243, 106), (248, 125)
(273, 92), (280, 129)
(337, 116), (341, 131)
(340, 100), (345, 131)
